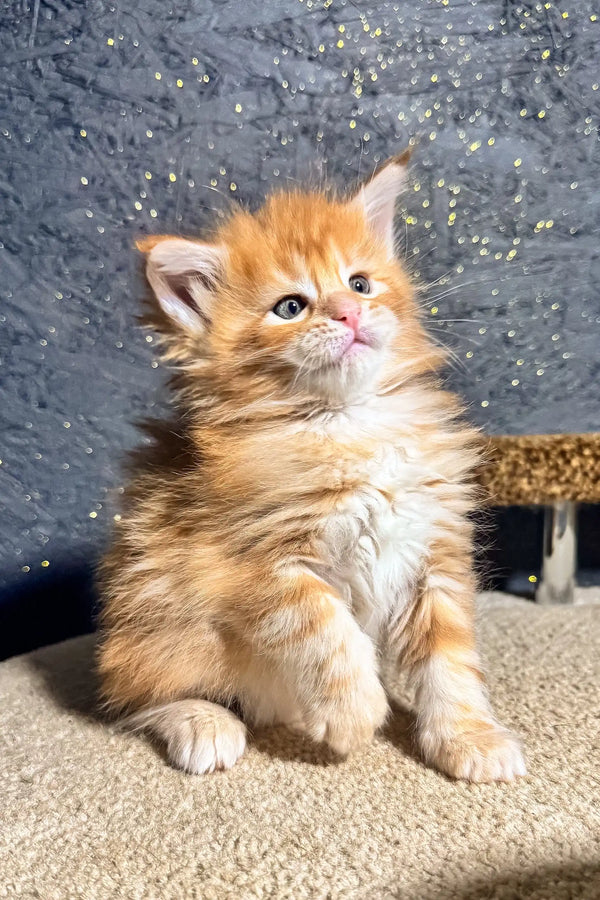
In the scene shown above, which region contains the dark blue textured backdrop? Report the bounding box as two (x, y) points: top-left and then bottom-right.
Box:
(1, 0), (599, 656)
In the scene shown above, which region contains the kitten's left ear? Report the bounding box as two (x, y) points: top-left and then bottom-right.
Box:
(351, 148), (412, 256)
(136, 236), (226, 335)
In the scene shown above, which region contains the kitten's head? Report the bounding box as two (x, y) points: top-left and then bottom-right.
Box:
(139, 154), (436, 409)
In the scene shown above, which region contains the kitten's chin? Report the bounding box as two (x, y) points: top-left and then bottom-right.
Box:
(299, 344), (386, 405)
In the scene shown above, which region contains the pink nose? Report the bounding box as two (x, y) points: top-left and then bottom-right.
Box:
(332, 300), (362, 334)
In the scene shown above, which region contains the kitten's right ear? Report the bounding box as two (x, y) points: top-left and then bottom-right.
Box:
(351, 147), (413, 257)
(136, 236), (226, 334)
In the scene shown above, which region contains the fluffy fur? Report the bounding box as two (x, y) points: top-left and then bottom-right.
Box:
(97, 155), (526, 782)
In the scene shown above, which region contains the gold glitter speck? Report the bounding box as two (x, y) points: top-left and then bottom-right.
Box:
(41, 560), (49, 568)
(89, 511), (97, 519)
(169, 172), (177, 182)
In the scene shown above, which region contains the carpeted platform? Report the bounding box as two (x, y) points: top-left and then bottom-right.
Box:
(1, 595), (599, 899)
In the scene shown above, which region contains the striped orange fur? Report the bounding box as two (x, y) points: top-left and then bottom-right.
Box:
(97, 156), (525, 781)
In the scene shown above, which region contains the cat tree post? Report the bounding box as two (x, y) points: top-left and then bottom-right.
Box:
(537, 501), (577, 605)
(479, 434), (600, 603)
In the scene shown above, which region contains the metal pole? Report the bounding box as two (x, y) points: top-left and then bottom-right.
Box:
(536, 501), (577, 604)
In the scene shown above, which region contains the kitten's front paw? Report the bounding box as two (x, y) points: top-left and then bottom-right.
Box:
(421, 722), (526, 783)
(305, 673), (389, 756)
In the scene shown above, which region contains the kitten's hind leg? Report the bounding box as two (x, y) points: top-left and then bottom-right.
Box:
(125, 699), (247, 775)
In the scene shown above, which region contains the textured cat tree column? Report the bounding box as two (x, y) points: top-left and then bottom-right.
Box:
(479, 434), (600, 603)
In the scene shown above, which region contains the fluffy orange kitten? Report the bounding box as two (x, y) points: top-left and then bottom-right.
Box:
(98, 155), (526, 783)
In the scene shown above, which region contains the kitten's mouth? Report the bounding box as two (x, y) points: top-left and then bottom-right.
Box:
(311, 327), (382, 373)
(341, 329), (376, 356)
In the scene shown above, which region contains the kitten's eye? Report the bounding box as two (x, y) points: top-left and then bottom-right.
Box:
(349, 274), (371, 294)
(272, 295), (307, 319)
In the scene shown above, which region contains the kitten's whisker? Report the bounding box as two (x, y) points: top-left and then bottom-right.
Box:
(431, 318), (488, 324)
(412, 261), (451, 290)
(427, 326), (483, 348)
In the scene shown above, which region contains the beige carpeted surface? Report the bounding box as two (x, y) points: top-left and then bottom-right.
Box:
(1, 595), (599, 900)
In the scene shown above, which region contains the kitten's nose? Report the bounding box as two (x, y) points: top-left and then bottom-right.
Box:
(331, 299), (362, 334)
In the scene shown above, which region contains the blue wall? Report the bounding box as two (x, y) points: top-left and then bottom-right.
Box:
(1, 0), (599, 656)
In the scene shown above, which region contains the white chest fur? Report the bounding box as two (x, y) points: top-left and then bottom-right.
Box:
(289, 390), (455, 641)
(315, 442), (438, 640)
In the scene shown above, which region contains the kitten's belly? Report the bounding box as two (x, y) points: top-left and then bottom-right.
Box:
(315, 477), (437, 641)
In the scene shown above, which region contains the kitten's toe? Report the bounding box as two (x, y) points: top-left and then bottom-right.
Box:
(422, 722), (526, 783)
(125, 699), (247, 775)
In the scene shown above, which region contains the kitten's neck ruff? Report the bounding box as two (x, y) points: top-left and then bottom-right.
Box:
(177, 339), (446, 433)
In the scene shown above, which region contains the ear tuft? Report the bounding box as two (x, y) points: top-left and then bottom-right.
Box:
(139, 237), (226, 334)
(353, 150), (412, 256)
(135, 235), (179, 253)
